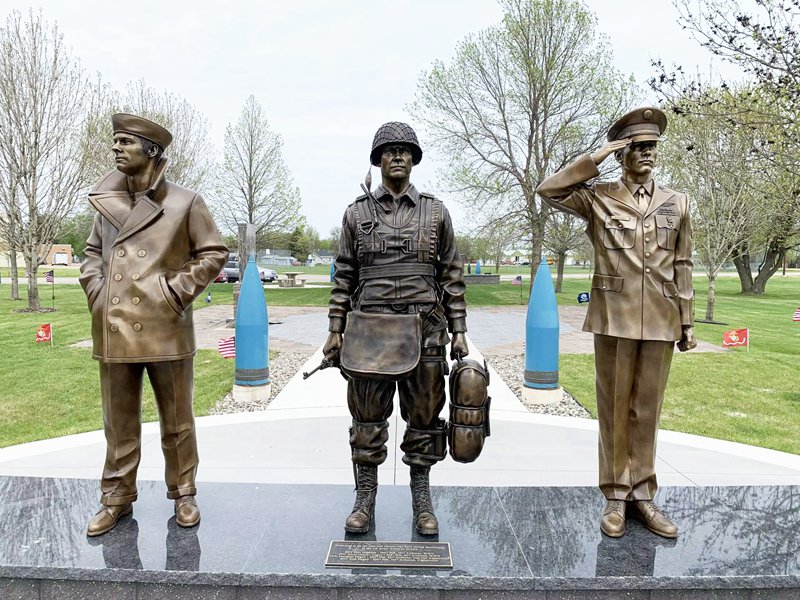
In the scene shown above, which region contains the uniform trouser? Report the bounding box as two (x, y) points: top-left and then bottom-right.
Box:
(594, 334), (674, 501)
(99, 358), (198, 505)
(347, 346), (448, 468)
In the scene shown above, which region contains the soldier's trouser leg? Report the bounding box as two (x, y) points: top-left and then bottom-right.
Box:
(146, 358), (199, 500)
(100, 362), (145, 506)
(398, 347), (448, 467)
(594, 335), (674, 501)
(347, 378), (394, 466)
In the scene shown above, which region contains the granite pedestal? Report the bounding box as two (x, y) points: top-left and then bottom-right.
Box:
(0, 476), (798, 598)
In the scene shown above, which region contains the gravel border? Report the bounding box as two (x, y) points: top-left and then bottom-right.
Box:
(208, 351), (312, 414)
(209, 351), (592, 420)
(486, 354), (592, 419)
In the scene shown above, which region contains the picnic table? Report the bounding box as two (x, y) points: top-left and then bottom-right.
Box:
(278, 271), (306, 288)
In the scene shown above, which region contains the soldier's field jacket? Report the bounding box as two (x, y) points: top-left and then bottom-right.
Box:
(536, 155), (693, 342)
(79, 159), (228, 362)
(329, 183), (466, 347)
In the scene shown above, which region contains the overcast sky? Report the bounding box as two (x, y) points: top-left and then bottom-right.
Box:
(0, 0), (741, 236)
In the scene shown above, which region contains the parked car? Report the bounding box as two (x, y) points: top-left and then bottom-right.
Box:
(213, 270), (228, 283)
(222, 260), (277, 283)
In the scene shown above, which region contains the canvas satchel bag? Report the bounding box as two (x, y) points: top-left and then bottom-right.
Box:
(340, 311), (422, 381)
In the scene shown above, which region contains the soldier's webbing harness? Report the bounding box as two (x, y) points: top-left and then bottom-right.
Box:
(352, 192), (441, 279)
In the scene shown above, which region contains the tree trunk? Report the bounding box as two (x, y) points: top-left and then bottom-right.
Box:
(753, 245), (784, 294)
(9, 250), (19, 300)
(528, 237), (543, 285)
(555, 251), (566, 293)
(705, 273), (717, 321)
(732, 251), (754, 294)
(25, 249), (40, 311)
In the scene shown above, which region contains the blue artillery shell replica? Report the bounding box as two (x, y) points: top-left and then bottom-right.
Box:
(524, 258), (559, 390)
(235, 256), (270, 386)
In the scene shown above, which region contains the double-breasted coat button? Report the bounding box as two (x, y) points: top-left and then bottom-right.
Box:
(111, 297), (120, 305)
(644, 222), (651, 229)
(114, 273), (122, 281)
(133, 322), (142, 332)
(131, 297), (140, 305)
(645, 268), (651, 274)
(137, 249), (147, 257)
(110, 324), (118, 332)
(645, 237), (650, 242)
(645, 252), (651, 258)
(117, 249), (125, 257)
(132, 273), (140, 280)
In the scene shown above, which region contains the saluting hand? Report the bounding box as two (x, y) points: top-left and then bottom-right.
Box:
(591, 139), (631, 165)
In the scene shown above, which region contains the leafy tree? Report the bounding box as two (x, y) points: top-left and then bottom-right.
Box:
(658, 87), (767, 319)
(55, 210), (95, 258)
(411, 0), (636, 281)
(653, 0), (800, 293)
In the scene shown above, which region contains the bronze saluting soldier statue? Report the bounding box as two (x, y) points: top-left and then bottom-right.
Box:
(324, 122), (468, 535)
(79, 114), (228, 536)
(537, 108), (696, 538)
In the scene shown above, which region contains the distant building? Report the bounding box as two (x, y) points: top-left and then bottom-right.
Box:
(0, 243), (74, 268)
(46, 244), (74, 266)
(307, 250), (334, 266)
(258, 249), (296, 266)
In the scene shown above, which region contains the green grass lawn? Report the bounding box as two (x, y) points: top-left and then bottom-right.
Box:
(1, 275), (799, 455)
(558, 276), (800, 454)
(0, 285), (232, 447)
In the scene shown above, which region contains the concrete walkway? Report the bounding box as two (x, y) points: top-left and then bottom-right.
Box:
(2, 330), (800, 490)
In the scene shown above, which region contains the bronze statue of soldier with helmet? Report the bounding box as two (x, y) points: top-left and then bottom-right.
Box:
(324, 122), (469, 535)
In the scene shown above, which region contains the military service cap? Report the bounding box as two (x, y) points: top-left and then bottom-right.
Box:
(370, 121), (423, 166)
(112, 113), (173, 149)
(607, 107), (667, 143)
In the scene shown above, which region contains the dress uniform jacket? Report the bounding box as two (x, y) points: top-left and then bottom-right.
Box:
(80, 158), (228, 361)
(536, 154), (693, 341)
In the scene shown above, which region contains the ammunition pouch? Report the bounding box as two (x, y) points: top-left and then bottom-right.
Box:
(340, 311), (421, 381)
(447, 358), (491, 463)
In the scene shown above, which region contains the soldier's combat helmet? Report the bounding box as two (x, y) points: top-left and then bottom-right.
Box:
(370, 122), (423, 166)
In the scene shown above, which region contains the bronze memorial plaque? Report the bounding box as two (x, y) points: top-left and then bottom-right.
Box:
(325, 540), (453, 569)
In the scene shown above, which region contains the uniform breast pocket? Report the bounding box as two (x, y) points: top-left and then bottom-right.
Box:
(602, 215), (637, 249)
(655, 214), (679, 249)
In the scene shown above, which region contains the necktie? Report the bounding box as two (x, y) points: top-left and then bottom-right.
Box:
(636, 186), (648, 211)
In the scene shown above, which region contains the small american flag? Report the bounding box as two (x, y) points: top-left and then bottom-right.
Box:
(218, 336), (235, 359)
(44, 270), (54, 283)
(793, 306), (800, 322)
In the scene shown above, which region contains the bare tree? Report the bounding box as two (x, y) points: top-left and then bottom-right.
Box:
(543, 211), (585, 292)
(214, 95), (303, 240)
(329, 225), (342, 256)
(659, 88), (767, 320)
(0, 11), (90, 310)
(411, 0), (637, 281)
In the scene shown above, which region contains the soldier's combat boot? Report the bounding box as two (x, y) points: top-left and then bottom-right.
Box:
(345, 464), (378, 533)
(410, 465), (438, 535)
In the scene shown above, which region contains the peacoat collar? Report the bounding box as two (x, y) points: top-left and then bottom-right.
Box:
(88, 157), (169, 246)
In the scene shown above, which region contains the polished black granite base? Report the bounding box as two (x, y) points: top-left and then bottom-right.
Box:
(0, 476), (798, 599)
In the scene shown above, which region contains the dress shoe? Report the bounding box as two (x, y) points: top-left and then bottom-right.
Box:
(175, 496), (201, 528)
(600, 499), (626, 538)
(86, 503), (132, 537)
(633, 500), (678, 538)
